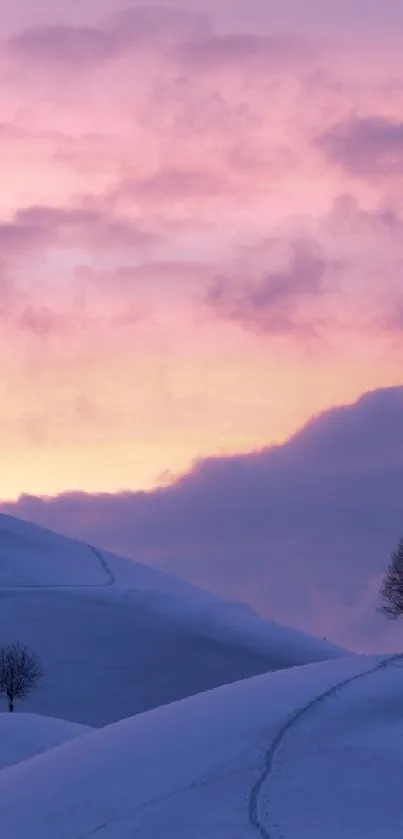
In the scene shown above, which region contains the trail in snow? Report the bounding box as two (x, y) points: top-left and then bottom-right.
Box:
(86, 545), (115, 587)
(248, 652), (403, 839)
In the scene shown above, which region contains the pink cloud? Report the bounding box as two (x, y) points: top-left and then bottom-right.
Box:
(0, 201), (156, 276)
(177, 31), (316, 72)
(15, 204), (156, 250)
(318, 116), (403, 177)
(18, 305), (68, 338)
(7, 7), (211, 64)
(206, 240), (327, 337)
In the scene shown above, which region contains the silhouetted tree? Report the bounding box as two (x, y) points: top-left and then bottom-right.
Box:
(379, 537), (403, 618)
(0, 642), (42, 712)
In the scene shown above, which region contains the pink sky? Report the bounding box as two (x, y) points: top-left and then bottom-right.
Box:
(1, 0), (403, 500)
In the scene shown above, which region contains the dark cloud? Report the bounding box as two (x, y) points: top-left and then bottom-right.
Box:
(0, 204), (153, 263)
(0, 216), (46, 255)
(177, 32), (315, 71)
(286, 387), (403, 465)
(3, 386), (403, 653)
(9, 24), (118, 63)
(206, 241), (327, 336)
(7, 7), (314, 76)
(317, 116), (403, 177)
(7, 8), (211, 64)
(14, 205), (153, 251)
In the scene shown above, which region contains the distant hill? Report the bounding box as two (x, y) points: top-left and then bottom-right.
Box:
(0, 513), (346, 725)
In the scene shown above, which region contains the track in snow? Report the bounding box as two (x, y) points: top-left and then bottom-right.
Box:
(86, 544), (115, 587)
(248, 653), (403, 839)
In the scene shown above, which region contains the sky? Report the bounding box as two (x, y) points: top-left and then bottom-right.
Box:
(0, 1), (403, 651)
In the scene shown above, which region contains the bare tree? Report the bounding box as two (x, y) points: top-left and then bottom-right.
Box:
(378, 537), (403, 618)
(0, 643), (42, 712)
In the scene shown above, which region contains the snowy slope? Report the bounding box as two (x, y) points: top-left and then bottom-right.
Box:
(0, 512), (345, 725)
(0, 713), (91, 772)
(0, 653), (401, 838)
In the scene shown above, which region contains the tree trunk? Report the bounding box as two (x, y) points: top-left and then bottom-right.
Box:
(8, 696), (14, 712)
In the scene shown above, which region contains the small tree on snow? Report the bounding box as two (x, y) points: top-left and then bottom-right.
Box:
(0, 643), (42, 712)
(378, 537), (403, 619)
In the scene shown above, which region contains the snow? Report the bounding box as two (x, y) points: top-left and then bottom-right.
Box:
(0, 653), (401, 837)
(0, 513), (346, 724)
(0, 713), (91, 771)
(267, 655), (403, 838)
(0, 513), (108, 586)
(0, 513), (398, 838)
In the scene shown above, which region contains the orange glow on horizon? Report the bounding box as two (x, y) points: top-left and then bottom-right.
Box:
(0, 7), (402, 500)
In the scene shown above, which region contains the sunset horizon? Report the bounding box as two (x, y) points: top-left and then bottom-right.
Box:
(0, 2), (402, 503)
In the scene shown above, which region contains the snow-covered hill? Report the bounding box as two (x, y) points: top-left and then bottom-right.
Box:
(0, 713), (91, 772)
(0, 652), (401, 838)
(0, 512), (345, 725)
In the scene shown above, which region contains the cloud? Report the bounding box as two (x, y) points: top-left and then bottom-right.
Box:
(0, 201), (156, 340)
(177, 31), (316, 72)
(3, 385), (403, 653)
(317, 116), (403, 177)
(7, 7), (211, 64)
(0, 203), (154, 266)
(7, 8), (314, 76)
(117, 168), (228, 201)
(14, 205), (154, 251)
(384, 301), (403, 332)
(206, 241), (328, 336)
(0, 215), (46, 256)
(18, 305), (68, 338)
